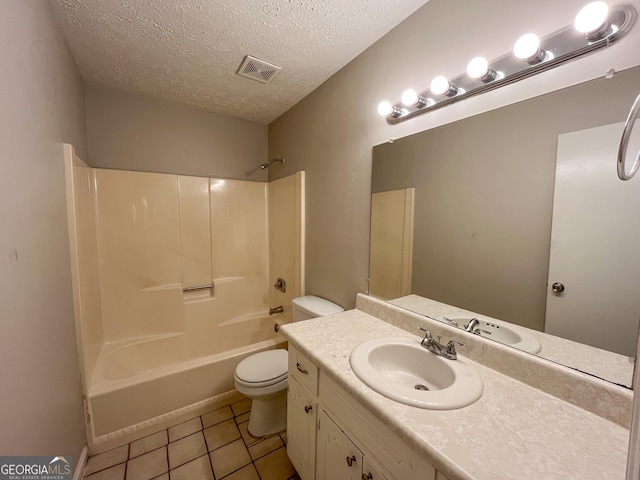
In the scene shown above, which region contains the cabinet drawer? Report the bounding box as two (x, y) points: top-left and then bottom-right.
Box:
(320, 374), (435, 480)
(289, 344), (319, 395)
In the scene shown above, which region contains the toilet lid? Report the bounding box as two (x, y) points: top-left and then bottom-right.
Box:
(235, 349), (288, 385)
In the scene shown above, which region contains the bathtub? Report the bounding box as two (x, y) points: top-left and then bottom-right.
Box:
(87, 314), (286, 446)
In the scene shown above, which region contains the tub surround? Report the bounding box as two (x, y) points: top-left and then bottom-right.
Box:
(280, 297), (630, 479)
(64, 148), (305, 449)
(389, 294), (634, 387)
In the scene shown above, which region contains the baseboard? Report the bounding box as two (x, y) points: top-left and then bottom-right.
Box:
(73, 445), (88, 480)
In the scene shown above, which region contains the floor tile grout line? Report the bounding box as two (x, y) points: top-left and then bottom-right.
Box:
(249, 440), (286, 462)
(168, 452), (211, 478)
(198, 414), (216, 480)
(167, 431), (209, 471)
(168, 417), (204, 444)
(201, 414), (218, 480)
(254, 458), (264, 480)
(123, 443), (130, 480)
(164, 441), (169, 479)
(129, 432), (169, 460)
(225, 406), (260, 480)
(216, 457), (253, 480)
(82, 460), (127, 478)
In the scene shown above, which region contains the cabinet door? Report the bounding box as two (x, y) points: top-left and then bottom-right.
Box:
(287, 376), (317, 480)
(317, 411), (363, 480)
(362, 458), (389, 480)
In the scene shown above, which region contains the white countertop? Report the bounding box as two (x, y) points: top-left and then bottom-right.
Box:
(389, 294), (634, 387)
(280, 308), (630, 480)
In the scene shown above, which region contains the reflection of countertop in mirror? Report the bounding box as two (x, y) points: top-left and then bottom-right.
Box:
(388, 294), (634, 387)
(280, 301), (629, 480)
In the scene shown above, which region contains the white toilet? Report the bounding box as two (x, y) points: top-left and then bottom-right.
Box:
(234, 295), (344, 437)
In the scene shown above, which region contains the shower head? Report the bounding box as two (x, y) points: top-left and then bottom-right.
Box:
(260, 158), (284, 169)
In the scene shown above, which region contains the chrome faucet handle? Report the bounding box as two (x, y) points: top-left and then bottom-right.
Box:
(417, 326), (434, 347)
(442, 316), (459, 327)
(444, 340), (465, 359)
(417, 325), (432, 338)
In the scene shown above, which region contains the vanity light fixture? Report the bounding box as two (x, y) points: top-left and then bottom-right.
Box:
(378, 2), (636, 124)
(513, 33), (547, 64)
(466, 57), (498, 82)
(430, 76), (460, 97)
(401, 89), (432, 108)
(377, 100), (402, 118)
(575, 1), (611, 39)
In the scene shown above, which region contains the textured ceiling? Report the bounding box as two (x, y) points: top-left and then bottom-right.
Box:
(49, 0), (429, 124)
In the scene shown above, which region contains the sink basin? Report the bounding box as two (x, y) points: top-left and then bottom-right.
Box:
(349, 337), (483, 409)
(444, 315), (542, 354)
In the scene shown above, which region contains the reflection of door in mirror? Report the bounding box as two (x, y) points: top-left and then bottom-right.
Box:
(546, 123), (640, 357)
(370, 65), (640, 387)
(369, 188), (415, 300)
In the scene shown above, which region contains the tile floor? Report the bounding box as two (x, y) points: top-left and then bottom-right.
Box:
(83, 398), (300, 480)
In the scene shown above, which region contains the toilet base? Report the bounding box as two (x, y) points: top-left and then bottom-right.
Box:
(247, 389), (287, 437)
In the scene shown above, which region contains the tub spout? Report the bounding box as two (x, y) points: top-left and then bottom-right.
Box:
(269, 306), (284, 315)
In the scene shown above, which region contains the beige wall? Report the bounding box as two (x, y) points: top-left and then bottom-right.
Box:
(0, 0), (87, 458)
(85, 85), (269, 180)
(268, 0), (640, 309)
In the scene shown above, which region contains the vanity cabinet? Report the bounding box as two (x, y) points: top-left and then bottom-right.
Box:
(317, 410), (364, 480)
(317, 410), (388, 480)
(288, 345), (319, 480)
(287, 345), (437, 480)
(287, 376), (317, 480)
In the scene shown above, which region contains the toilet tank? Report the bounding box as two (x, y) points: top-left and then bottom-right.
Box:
(291, 295), (344, 322)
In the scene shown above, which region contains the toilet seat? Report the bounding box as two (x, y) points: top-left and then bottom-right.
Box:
(234, 349), (288, 388)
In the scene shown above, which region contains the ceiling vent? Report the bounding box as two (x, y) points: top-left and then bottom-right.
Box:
(237, 55), (281, 84)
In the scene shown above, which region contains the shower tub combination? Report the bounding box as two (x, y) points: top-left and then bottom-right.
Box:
(63, 145), (304, 450)
(88, 316), (285, 445)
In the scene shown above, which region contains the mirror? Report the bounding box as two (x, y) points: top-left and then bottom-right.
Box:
(371, 65), (640, 388)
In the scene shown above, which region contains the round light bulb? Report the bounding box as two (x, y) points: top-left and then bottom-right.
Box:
(574, 1), (609, 34)
(467, 57), (490, 79)
(377, 101), (393, 116)
(514, 33), (541, 60)
(401, 89), (419, 106)
(430, 76), (450, 95)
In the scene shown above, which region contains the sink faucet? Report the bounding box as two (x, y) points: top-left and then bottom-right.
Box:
(417, 326), (465, 360)
(464, 318), (480, 332)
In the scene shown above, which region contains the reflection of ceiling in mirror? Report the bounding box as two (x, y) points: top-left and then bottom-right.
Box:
(370, 65), (640, 388)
